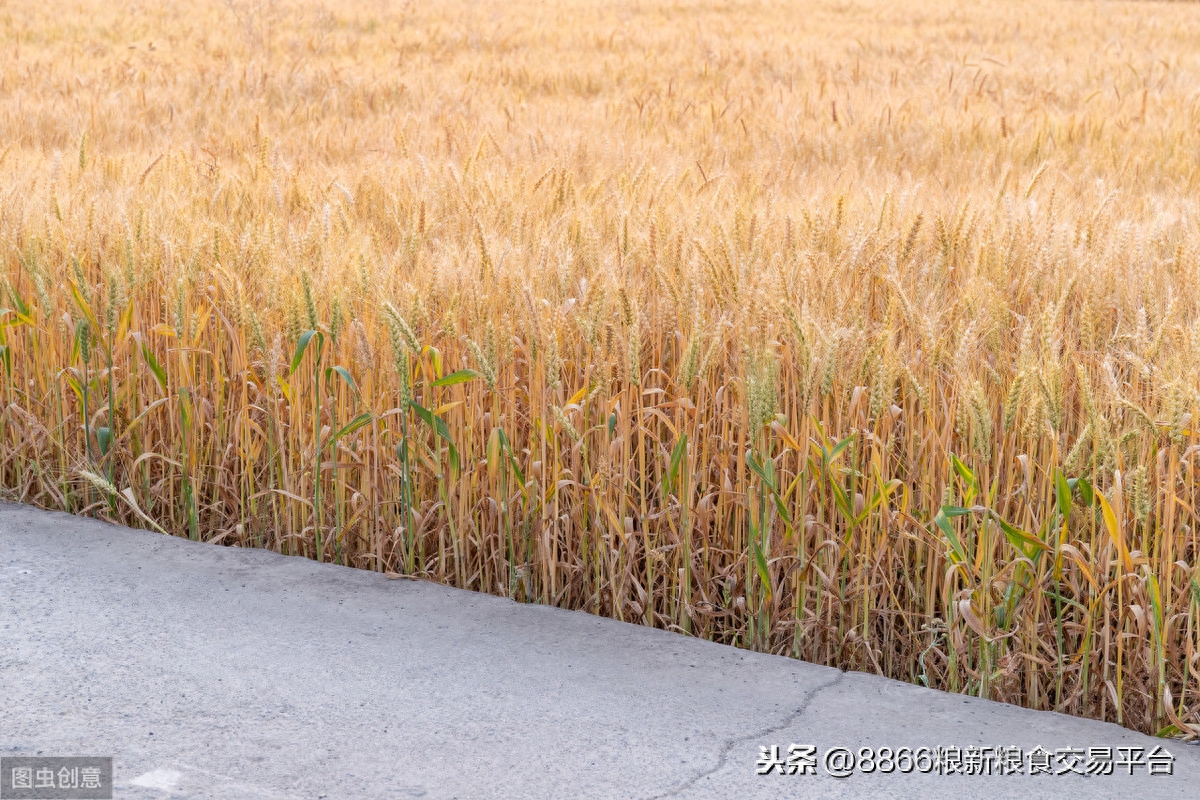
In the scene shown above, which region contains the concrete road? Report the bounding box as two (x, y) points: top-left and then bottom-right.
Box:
(2, 503), (1197, 799)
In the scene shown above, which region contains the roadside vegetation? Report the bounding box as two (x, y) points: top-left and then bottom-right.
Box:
(1, 0), (1198, 736)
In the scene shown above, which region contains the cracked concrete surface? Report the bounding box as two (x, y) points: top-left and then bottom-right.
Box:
(647, 670), (848, 799)
(3, 503), (1198, 799)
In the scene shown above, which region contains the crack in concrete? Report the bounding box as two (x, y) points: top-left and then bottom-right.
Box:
(644, 668), (847, 800)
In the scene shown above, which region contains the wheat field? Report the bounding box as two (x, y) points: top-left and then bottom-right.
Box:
(2, 0), (1199, 735)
